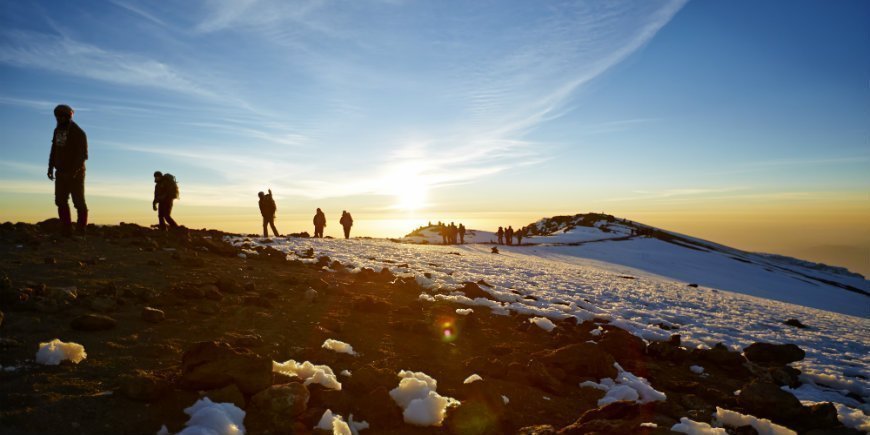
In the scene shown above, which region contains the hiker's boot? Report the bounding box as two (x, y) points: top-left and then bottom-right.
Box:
(58, 205), (73, 237)
(76, 209), (88, 235)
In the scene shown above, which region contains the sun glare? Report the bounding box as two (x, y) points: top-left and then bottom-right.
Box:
(387, 166), (428, 211)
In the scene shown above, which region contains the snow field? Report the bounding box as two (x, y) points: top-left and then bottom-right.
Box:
(229, 236), (869, 424)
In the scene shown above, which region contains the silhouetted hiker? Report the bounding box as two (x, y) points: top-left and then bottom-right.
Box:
(458, 224), (466, 244)
(440, 224), (448, 245)
(339, 210), (353, 239)
(313, 208), (326, 238)
(505, 226), (514, 246)
(47, 104), (88, 236)
(449, 222), (458, 244)
(152, 171), (179, 231)
(258, 189), (279, 238)
(516, 226), (524, 246)
(496, 226), (504, 245)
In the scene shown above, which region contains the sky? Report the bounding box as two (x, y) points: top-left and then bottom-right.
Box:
(1, 1), (868, 275)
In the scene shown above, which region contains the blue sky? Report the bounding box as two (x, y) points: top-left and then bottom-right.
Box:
(0, 1), (868, 271)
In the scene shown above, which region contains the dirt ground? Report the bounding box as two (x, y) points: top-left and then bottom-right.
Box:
(0, 222), (858, 434)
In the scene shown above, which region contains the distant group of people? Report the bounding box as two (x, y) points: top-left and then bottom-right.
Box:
(496, 225), (527, 246)
(435, 221), (466, 245)
(46, 103), (357, 239)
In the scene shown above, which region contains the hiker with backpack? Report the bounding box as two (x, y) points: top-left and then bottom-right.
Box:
(505, 226), (514, 246)
(458, 223), (466, 244)
(496, 226), (504, 245)
(47, 104), (88, 236)
(515, 226), (525, 246)
(152, 171), (179, 230)
(313, 208), (326, 238)
(258, 189), (279, 238)
(339, 210), (353, 239)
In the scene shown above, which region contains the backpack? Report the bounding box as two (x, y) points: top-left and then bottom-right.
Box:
(162, 174), (180, 199)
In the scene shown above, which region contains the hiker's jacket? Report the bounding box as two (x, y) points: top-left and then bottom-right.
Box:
(49, 121), (88, 172)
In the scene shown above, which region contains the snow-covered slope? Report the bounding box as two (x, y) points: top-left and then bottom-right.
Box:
(229, 235), (869, 422)
(401, 214), (868, 317)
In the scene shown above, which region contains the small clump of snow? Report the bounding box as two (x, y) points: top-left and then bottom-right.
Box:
(501, 395), (510, 404)
(671, 417), (727, 435)
(273, 360), (341, 390)
(340, 369), (352, 377)
(640, 422), (658, 428)
(322, 339), (357, 356)
(463, 374), (483, 384)
(35, 339), (86, 365)
(455, 308), (474, 316)
(315, 409), (369, 435)
(159, 397), (246, 435)
(590, 328), (603, 336)
(389, 370), (459, 427)
(580, 363), (666, 406)
(690, 365), (705, 374)
(713, 407), (796, 435)
(529, 317), (556, 332)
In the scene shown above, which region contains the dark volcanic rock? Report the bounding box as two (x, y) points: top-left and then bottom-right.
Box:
(533, 343), (618, 381)
(458, 282), (492, 300)
(204, 384), (246, 409)
(737, 380), (804, 424)
(517, 425), (557, 435)
(141, 307), (165, 323)
(743, 342), (805, 366)
(247, 383), (310, 433)
(598, 328), (646, 368)
(180, 341), (272, 395)
(70, 314), (117, 331)
(783, 318), (808, 329)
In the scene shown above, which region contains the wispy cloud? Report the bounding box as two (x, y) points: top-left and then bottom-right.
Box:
(108, 0), (168, 27)
(0, 30), (218, 100)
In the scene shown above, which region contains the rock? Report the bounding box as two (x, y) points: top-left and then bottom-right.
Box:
(783, 318), (808, 329)
(118, 370), (171, 402)
(532, 343), (618, 381)
(70, 314), (117, 331)
(527, 359), (569, 395)
(180, 341), (272, 395)
(0, 309), (4, 328)
(458, 282), (492, 300)
(743, 342), (805, 366)
(491, 247), (499, 254)
(89, 296), (116, 313)
(517, 425), (557, 435)
(796, 402), (842, 432)
(224, 333), (263, 349)
(687, 283), (699, 288)
(561, 402), (665, 434)
(768, 365), (801, 388)
(737, 380), (804, 424)
(447, 380), (509, 435)
(205, 384), (246, 409)
(247, 383), (310, 433)
(695, 343), (747, 371)
(304, 288), (318, 303)
(598, 328), (646, 368)
(175, 284), (206, 299)
(141, 307), (165, 323)
(352, 295), (389, 312)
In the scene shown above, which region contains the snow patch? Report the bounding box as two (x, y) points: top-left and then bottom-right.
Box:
(463, 374), (483, 384)
(162, 397), (245, 435)
(273, 360), (341, 390)
(455, 308), (474, 316)
(322, 339), (358, 356)
(671, 417), (727, 435)
(713, 407), (795, 435)
(388, 370), (459, 427)
(580, 363), (666, 406)
(529, 317), (556, 332)
(315, 409), (369, 435)
(690, 365), (705, 375)
(36, 339), (86, 365)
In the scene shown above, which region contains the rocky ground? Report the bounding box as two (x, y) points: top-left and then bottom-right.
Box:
(0, 221), (861, 434)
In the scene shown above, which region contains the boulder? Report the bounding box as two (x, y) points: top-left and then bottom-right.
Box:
(737, 380), (804, 424)
(560, 402), (666, 434)
(743, 342), (805, 366)
(70, 314), (117, 331)
(180, 341), (272, 395)
(783, 318), (808, 329)
(533, 343), (618, 381)
(598, 328), (646, 367)
(247, 383), (310, 433)
(141, 307), (165, 323)
(458, 282), (492, 300)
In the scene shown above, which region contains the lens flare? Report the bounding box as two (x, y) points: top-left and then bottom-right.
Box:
(436, 316), (459, 343)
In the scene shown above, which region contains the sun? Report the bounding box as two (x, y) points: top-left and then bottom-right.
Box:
(386, 166), (428, 211)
